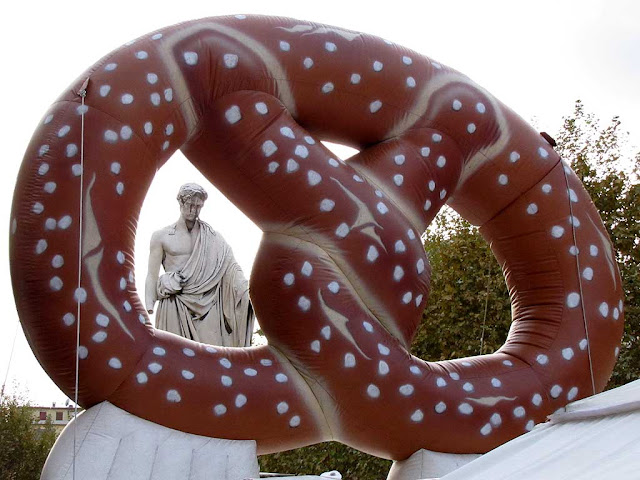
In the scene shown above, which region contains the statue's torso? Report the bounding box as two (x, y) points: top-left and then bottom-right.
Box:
(160, 222), (200, 273)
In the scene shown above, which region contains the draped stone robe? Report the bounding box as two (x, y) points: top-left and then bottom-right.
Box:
(155, 220), (254, 347)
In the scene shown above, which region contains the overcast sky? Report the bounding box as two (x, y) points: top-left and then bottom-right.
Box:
(1, 0), (638, 406)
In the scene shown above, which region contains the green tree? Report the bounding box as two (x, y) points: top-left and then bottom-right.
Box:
(0, 393), (57, 480)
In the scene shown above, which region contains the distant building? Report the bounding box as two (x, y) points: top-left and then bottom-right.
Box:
(30, 404), (80, 435)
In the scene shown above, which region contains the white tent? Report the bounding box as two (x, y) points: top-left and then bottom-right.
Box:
(437, 379), (640, 480)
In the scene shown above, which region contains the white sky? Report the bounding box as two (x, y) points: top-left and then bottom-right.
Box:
(1, 0), (638, 406)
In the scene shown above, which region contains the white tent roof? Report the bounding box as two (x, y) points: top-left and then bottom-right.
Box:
(439, 379), (640, 480)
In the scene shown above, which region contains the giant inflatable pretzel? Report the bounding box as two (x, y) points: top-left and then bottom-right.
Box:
(11, 15), (624, 459)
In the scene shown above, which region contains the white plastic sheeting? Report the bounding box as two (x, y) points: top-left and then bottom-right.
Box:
(41, 401), (259, 480)
(440, 380), (640, 480)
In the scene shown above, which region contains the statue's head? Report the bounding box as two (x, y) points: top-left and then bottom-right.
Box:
(177, 183), (207, 222)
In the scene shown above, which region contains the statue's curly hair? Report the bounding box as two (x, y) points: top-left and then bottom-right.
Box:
(176, 183), (208, 204)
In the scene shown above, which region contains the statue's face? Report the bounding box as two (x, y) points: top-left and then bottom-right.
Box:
(179, 196), (204, 222)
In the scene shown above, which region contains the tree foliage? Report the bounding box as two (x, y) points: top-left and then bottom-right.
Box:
(259, 100), (639, 476)
(0, 393), (57, 480)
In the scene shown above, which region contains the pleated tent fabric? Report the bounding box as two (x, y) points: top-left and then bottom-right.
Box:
(439, 379), (640, 480)
(11, 15), (623, 460)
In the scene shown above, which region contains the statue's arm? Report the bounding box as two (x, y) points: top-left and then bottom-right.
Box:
(145, 232), (164, 314)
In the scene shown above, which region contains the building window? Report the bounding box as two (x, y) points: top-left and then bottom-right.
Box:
(56, 411), (63, 421)
(39, 411), (46, 421)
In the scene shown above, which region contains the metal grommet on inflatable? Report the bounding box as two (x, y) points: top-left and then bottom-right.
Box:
(10, 15), (623, 460)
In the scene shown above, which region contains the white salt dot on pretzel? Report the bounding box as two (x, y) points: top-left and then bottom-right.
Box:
(407, 229), (416, 240)
(99, 85), (111, 97)
(148, 363), (162, 374)
(280, 126), (295, 138)
(225, 106), (242, 124)
(104, 130), (118, 143)
(262, 140), (278, 157)
(432, 133), (442, 143)
(260, 358), (272, 366)
(567, 293), (580, 308)
(568, 189), (578, 202)
(184, 52), (198, 65)
(153, 347), (166, 356)
(599, 302), (609, 317)
(536, 354), (548, 365)
(167, 390), (181, 403)
(410, 366), (421, 375)
(221, 375), (232, 387)
(328, 282), (340, 293)
(283, 273), (295, 286)
(304, 136), (315, 145)
(165, 88), (174, 102)
(411, 410), (424, 422)
(109, 358), (122, 369)
(116, 182), (125, 195)
(110, 162), (121, 175)
(367, 246), (379, 262)
(550, 385), (562, 398)
(513, 406), (526, 418)
(244, 368), (258, 376)
(370, 100), (382, 113)
(310, 340), (321, 353)
(613, 308), (620, 320)
(363, 321), (374, 333)
(116, 251), (126, 264)
(235, 14), (246, 19)
(525, 420), (535, 431)
(92, 331), (107, 343)
(39, 146), (50, 159)
(393, 174), (404, 186)
(301, 261), (313, 277)
(74, 288), (87, 303)
(467, 123), (477, 134)
(527, 203), (538, 215)
(367, 384), (380, 398)
(459, 403), (473, 415)
(428, 181), (436, 192)
(321, 326), (331, 340)
(150, 93), (161, 106)
(551, 226), (565, 238)
(394, 154), (406, 165)
(542, 183), (552, 194)
(344, 353), (356, 368)
(279, 41), (290, 51)
(378, 361), (389, 375)
(36, 239), (48, 255)
(615, 346), (620, 357)
(78, 346), (88, 359)
(325, 42), (337, 52)
(277, 402), (289, 414)
(105, 62), (117, 71)
(503, 360), (514, 367)
(373, 60), (383, 71)
(289, 416), (301, 428)
(146, 73), (158, 84)
(298, 296), (311, 311)
(52, 255), (64, 268)
(498, 174), (509, 185)
(275, 373), (288, 383)
(377, 202), (388, 214)
(295, 145), (309, 158)
(491, 378), (502, 388)
(328, 158), (340, 167)
(399, 384), (414, 396)
(303, 57), (314, 69)
(477, 424), (492, 438)
(123, 301), (132, 312)
(136, 372), (148, 384)
(235, 394), (247, 408)
(590, 245), (599, 256)
(320, 199), (335, 212)
(395, 240), (406, 253)
(143, 122), (153, 135)
(286, 159), (299, 173)
(61, 308), (76, 324)
(255, 102), (269, 114)
(403, 56), (413, 65)
(220, 358), (232, 369)
(463, 382), (474, 392)
(350, 73), (361, 84)
(135, 51), (148, 60)
(434, 401), (447, 414)
(436, 377), (447, 387)
(532, 393), (542, 406)
(476, 102), (486, 113)
(322, 82), (334, 94)
(437, 156), (447, 168)
(45, 218), (57, 230)
(421, 147), (431, 157)
(402, 292), (413, 304)
(449, 372), (460, 381)
(121, 94), (134, 105)
(44, 182), (57, 194)
(583, 267), (593, 280)
(213, 404), (227, 416)
(440, 189), (447, 199)
(393, 266), (404, 281)
(308, 171), (322, 186)
(579, 339), (588, 350)
(44, 114), (54, 124)
(50, 277), (63, 291)
(32, 203), (44, 214)
(538, 147), (549, 158)
(406, 77), (416, 88)
(452, 99), (463, 111)
(415, 294), (423, 306)
(567, 387), (578, 401)
(416, 259), (425, 274)
(378, 344), (390, 356)
(66, 144), (78, 157)
(336, 223), (350, 238)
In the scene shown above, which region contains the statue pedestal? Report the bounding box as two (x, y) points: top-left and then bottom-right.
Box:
(387, 449), (481, 480)
(41, 401), (259, 480)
